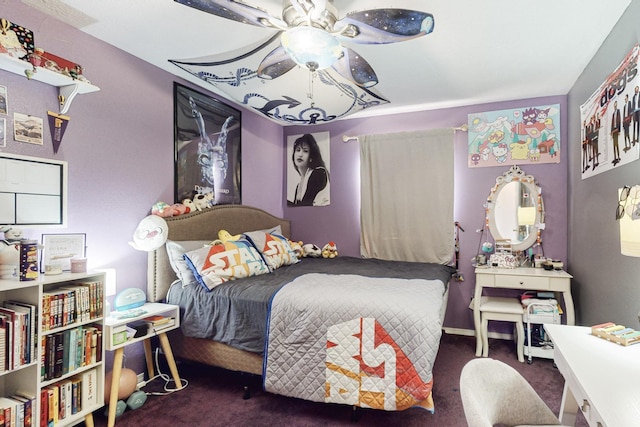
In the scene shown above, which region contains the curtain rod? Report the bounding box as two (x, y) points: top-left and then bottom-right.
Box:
(342, 124), (468, 143)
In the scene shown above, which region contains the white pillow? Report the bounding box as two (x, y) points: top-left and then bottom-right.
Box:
(165, 240), (210, 286)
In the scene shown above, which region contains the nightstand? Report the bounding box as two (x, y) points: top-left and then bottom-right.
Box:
(104, 302), (182, 427)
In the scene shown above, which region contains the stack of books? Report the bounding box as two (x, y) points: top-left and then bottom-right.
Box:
(143, 315), (175, 333)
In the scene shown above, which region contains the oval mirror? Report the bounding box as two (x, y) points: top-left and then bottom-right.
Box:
(486, 165), (544, 252)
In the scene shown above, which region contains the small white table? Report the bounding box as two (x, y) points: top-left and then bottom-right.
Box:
(474, 267), (573, 357)
(104, 302), (182, 427)
(545, 324), (640, 426)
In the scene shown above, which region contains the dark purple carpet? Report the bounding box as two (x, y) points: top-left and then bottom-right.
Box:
(88, 333), (588, 426)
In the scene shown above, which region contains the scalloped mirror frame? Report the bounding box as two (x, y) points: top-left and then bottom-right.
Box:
(486, 165), (544, 252)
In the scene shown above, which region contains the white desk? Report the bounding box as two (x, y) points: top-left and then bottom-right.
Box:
(545, 324), (640, 426)
(474, 267), (574, 357)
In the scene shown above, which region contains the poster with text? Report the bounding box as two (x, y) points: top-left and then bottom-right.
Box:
(580, 43), (640, 179)
(467, 104), (560, 168)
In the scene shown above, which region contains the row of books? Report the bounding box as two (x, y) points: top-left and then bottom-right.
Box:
(42, 326), (102, 382)
(0, 300), (36, 373)
(42, 281), (104, 332)
(0, 391), (35, 427)
(40, 368), (97, 427)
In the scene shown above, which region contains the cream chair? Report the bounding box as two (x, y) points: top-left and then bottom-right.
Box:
(479, 296), (525, 362)
(460, 358), (561, 427)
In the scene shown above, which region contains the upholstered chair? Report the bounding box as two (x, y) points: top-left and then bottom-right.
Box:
(460, 358), (562, 427)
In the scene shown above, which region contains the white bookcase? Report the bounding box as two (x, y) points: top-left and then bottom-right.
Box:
(0, 271), (105, 427)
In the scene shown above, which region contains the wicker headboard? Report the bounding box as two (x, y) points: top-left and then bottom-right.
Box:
(147, 205), (291, 302)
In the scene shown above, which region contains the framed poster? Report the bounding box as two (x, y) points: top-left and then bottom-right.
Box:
(173, 82), (241, 205)
(41, 233), (86, 272)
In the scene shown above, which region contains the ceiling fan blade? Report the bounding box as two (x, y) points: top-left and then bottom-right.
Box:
(331, 47), (378, 88)
(336, 9), (434, 44)
(174, 0), (286, 29)
(257, 45), (298, 79)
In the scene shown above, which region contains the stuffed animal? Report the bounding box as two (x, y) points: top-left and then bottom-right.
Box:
(151, 201), (174, 217)
(193, 193), (214, 211)
(321, 241), (338, 259)
(182, 199), (196, 212)
(170, 203), (190, 216)
(303, 243), (321, 257)
(209, 229), (242, 246)
(288, 240), (304, 258)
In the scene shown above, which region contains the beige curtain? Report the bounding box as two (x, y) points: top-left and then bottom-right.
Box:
(360, 129), (454, 263)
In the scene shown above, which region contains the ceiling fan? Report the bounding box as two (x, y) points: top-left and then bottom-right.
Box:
(174, 0), (435, 89)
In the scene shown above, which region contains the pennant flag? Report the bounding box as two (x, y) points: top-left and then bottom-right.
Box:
(47, 111), (70, 153)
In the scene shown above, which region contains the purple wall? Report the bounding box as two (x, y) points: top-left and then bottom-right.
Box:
(3, 0), (282, 372)
(284, 95), (568, 332)
(4, 1), (568, 370)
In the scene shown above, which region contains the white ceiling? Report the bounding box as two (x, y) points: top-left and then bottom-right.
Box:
(25, 0), (632, 121)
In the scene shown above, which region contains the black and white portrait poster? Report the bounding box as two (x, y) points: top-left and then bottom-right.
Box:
(580, 43), (640, 179)
(287, 131), (330, 207)
(173, 83), (241, 204)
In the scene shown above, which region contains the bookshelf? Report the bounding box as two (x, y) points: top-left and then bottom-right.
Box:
(0, 271), (105, 427)
(104, 302), (181, 427)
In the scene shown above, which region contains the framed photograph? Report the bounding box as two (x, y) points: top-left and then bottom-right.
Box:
(173, 82), (241, 205)
(14, 112), (43, 145)
(0, 118), (5, 148)
(41, 233), (86, 272)
(0, 85), (7, 115)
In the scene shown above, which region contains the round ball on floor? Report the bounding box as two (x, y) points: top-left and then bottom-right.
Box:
(104, 368), (138, 404)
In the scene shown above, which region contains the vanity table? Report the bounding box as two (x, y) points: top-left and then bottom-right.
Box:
(473, 267), (574, 357)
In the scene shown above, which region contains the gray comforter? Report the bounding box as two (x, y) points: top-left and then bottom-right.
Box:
(166, 256), (455, 354)
(264, 273), (447, 411)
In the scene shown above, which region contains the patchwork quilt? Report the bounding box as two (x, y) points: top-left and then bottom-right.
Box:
(264, 273), (445, 412)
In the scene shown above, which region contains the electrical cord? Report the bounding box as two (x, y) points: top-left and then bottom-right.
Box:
(139, 347), (189, 396)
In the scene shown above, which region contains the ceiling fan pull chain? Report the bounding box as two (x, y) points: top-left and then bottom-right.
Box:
(307, 70), (315, 104)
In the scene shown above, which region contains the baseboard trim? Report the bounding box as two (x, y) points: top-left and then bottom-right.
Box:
(443, 327), (513, 341)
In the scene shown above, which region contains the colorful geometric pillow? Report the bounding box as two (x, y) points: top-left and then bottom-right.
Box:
(183, 237), (270, 291)
(243, 231), (299, 271)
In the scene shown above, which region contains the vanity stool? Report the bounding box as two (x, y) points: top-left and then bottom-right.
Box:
(479, 296), (525, 363)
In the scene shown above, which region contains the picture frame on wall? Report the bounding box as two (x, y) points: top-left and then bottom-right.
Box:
(41, 233), (86, 272)
(0, 85), (7, 115)
(14, 112), (43, 145)
(173, 82), (242, 205)
(0, 118), (5, 147)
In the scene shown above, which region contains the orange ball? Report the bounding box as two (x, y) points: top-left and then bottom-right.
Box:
(104, 368), (138, 404)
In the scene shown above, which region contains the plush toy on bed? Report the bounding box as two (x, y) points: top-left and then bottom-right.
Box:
(210, 229), (242, 246)
(303, 243), (322, 257)
(288, 240), (304, 258)
(321, 241), (338, 259)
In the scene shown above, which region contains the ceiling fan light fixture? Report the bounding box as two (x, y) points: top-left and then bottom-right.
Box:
(281, 26), (343, 71)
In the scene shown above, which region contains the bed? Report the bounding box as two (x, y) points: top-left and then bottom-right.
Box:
(147, 205), (455, 411)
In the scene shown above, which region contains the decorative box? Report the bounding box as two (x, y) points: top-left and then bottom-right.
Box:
(0, 18), (34, 59)
(489, 253), (517, 268)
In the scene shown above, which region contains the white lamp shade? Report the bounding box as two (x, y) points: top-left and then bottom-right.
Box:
(517, 206), (536, 226)
(281, 27), (343, 71)
(619, 186), (640, 257)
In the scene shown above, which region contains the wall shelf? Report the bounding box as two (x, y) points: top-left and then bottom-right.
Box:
(0, 53), (100, 114)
